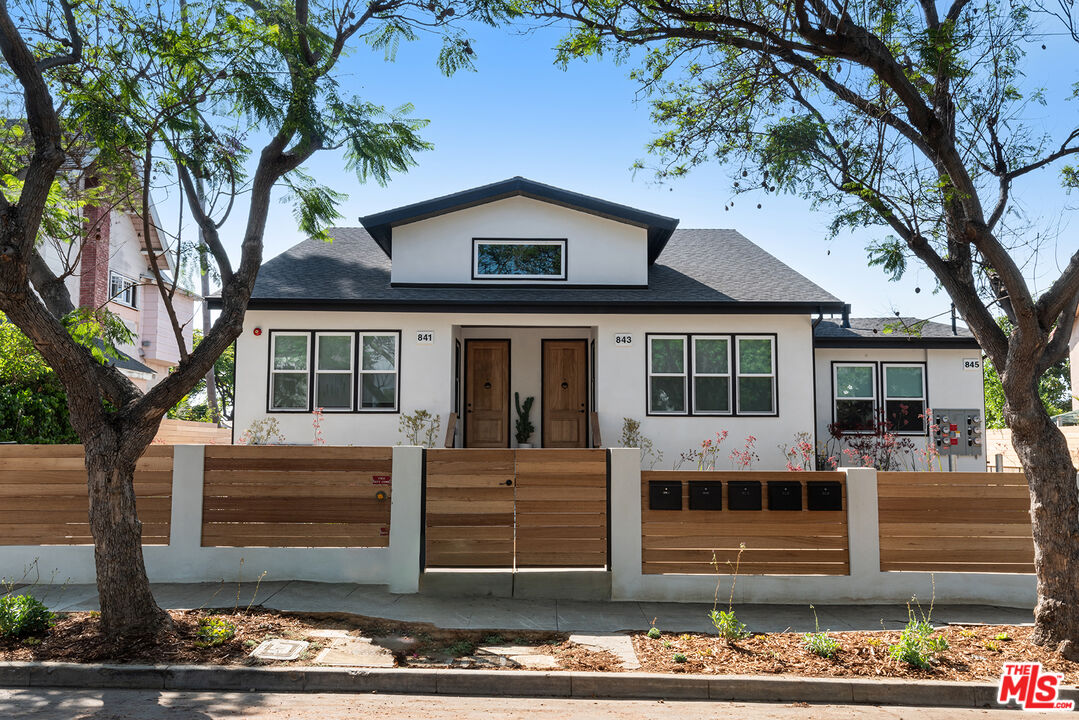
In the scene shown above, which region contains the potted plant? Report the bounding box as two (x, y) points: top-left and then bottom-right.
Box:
(514, 393), (535, 448)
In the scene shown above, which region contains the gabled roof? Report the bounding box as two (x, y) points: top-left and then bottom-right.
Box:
(359, 177), (681, 264)
(223, 227), (845, 314)
(814, 317), (979, 348)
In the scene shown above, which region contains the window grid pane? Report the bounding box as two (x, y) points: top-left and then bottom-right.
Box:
(358, 333), (398, 411)
(736, 337), (775, 414)
(883, 365), (926, 433)
(692, 336), (731, 414)
(648, 336), (687, 413)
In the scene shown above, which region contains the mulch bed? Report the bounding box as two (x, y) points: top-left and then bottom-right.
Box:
(631, 624), (1079, 684)
(2, 608), (1076, 684)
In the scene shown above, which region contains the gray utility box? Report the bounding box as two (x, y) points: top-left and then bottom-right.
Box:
(931, 408), (984, 457)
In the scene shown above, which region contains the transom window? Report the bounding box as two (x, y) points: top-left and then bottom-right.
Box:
(109, 272), (138, 308)
(833, 363), (876, 432)
(883, 363), (926, 433)
(647, 334), (777, 416)
(267, 330), (400, 413)
(473, 239), (566, 280)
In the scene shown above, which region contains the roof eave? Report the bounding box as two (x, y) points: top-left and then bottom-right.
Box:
(814, 337), (980, 349)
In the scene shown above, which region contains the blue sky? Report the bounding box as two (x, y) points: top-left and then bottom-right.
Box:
(202, 17), (1077, 326)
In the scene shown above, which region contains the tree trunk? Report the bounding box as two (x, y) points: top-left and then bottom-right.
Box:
(200, 268), (220, 425)
(1004, 368), (1079, 659)
(83, 425), (171, 637)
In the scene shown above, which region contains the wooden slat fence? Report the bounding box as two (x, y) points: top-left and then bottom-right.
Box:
(425, 449), (515, 567)
(878, 471), (1034, 573)
(0, 445), (173, 545)
(641, 471), (849, 575)
(201, 446), (392, 547)
(152, 419), (231, 445)
(514, 449), (607, 568)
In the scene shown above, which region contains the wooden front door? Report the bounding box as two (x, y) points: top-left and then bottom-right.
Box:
(465, 340), (510, 448)
(542, 340), (588, 448)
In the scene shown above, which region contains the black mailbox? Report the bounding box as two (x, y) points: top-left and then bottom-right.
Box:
(768, 481), (802, 511)
(726, 480), (762, 511)
(688, 481), (723, 510)
(807, 481), (843, 511)
(649, 481), (682, 511)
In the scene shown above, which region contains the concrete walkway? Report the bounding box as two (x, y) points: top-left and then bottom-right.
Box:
(4, 581), (1032, 634)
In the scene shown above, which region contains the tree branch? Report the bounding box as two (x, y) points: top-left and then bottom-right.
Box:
(36, 0), (83, 71)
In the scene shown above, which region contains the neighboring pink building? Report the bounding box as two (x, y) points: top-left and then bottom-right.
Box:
(42, 195), (198, 391)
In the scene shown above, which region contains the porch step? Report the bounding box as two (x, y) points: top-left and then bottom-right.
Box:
(419, 569), (611, 601)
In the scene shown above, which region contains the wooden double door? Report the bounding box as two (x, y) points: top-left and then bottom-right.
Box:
(464, 338), (588, 448)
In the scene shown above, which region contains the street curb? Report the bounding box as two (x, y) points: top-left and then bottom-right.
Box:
(0, 661), (1075, 708)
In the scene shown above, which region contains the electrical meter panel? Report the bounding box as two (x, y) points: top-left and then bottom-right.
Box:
(930, 408), (984, 457)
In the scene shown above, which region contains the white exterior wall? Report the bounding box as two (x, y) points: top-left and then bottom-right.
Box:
(389, 197), (649, 286)
(814, 346), (987, 471)
(235, 310), (817, 470)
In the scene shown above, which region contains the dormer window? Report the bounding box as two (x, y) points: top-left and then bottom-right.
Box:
(473, 239), (566, 281)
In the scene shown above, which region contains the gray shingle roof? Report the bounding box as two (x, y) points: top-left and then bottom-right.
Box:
(815, 317), (979, 348)
(242, 227), (844, 313)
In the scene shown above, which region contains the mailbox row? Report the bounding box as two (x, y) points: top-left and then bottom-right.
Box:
(648, 479), (843, 512)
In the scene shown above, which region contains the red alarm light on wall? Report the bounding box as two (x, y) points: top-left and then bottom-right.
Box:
(253, 327), (263, 336)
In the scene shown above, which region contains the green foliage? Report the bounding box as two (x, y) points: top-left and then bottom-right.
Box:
(514, 392), (535, 444)
(983, 317), (1072, 428)
(647, 626), (662, 640)
(709, 609), (749, 641)
(673, 652), (687, 663)
(195, 616), (236, 647)
(238, 417), (284, 445)
(620, 417), (663, 469)
(888, 607), (949, 668)
(802, 606), (841, 659)
(447, 639), (477, 657)
(0, 595), (55, 639)
(0, 315), (79, 444)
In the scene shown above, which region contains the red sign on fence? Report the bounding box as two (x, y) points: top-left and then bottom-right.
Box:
(372, 475), (391, 485)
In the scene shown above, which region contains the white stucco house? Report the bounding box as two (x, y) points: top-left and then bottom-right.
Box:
(219, 177), (986, 470)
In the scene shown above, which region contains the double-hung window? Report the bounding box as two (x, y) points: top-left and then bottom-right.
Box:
(692, 336), (731, 414)
(883, 363), (926, 433)
(315, 333), (354, 411)
(735, 336), (776, 414)
(109, 272), (138, 308)
(270, 333), (310, 411)
(833, 363), (876, 432)
(359, 333), (399, 410)
(648, 335), (688, 414)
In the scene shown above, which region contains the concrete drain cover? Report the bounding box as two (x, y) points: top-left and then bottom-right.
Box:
(250, 639), (309, 661)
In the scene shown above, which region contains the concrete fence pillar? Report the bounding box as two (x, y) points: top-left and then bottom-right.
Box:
(169, 445), (205, 551)
(608, 447), (642, 600)
(843, 467), (880, 578)
(388, 445), (424, 594)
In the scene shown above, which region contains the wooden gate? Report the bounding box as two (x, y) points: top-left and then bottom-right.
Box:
(423, 448), (608, 569)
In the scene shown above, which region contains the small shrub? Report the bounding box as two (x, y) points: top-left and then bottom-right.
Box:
(710, 609), (749, 641)
(447, 639), (476, 657)
(196, 617), (236, 647)
(888, 610), (949, 669)
(959, 629), (976, 638)
(983, 639), (1000, 652)
(0, 594), (54, 638)
(398, 409), (441, 448)
(866, 637), (885, 648)
(662, 639), (672, 648)
(482, 633), (505, 645)
(802, 605), (840, 659)
(994, 632), (1010, 641)
(673, 653), (687, 663)
(646, 626), (661, 640)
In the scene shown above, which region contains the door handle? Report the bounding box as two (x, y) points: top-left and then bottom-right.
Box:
(504, 479), (513, 486)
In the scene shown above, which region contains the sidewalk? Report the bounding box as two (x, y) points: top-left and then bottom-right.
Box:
(4, 581), (1032, 634)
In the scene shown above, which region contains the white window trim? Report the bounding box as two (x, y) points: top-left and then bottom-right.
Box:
(735, 335), (776, 415)
(882, 362), (927, 434)
(473, 239), (567, 280)
(691, 335), (732, 415)
(833, 362), (877, 433)
(269, 332), (311, 412)
(314, 332), (355, 412)
(647, 334), (688, 415)
(358, 332), (399, 412)
(109, 271), (138, 309)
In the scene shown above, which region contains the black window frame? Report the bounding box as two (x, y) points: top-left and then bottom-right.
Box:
(471, 238), (568, 281)
(265, 329), (402, 415)
(644, 332), (779, 418)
